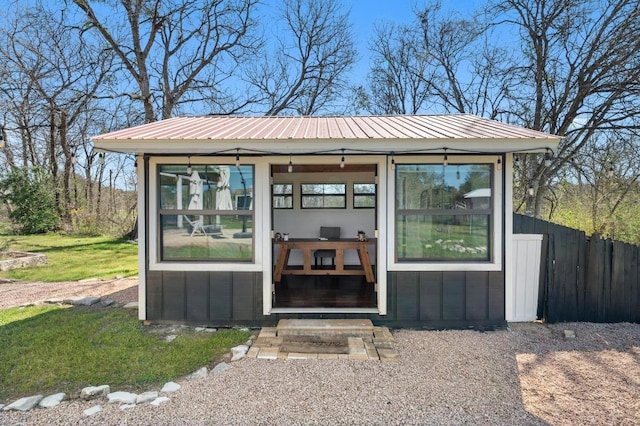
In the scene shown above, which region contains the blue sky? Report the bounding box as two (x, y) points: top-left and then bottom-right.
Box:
(346, 0), (482, 83)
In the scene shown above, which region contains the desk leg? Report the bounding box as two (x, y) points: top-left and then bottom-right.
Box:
(357, 245), (375, 283)
(274, 246), (289, 282)
(302, 248), (312, 273)
(336, 248), (345, 272)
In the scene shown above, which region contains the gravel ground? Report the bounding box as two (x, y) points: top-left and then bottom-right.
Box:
(1, 280), (639, 425)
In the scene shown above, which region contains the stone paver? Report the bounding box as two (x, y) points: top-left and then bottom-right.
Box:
(248, 320), (398, 361)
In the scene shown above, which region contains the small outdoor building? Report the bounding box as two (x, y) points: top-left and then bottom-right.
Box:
(92, 114), (561, 329)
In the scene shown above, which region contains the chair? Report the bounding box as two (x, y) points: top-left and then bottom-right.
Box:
(183, 215), (207, 237)
(314, 226), (340, 268)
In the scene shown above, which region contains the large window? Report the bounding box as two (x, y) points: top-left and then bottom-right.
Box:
(301, 183), (346, 209)
(395, 163), (492, 261)
(158, 164), (254, 261)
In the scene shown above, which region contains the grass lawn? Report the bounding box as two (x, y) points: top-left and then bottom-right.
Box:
(0, 234), (138, 281)
(0, 305), (251, 402)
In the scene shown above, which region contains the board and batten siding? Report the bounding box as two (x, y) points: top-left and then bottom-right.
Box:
(144, 270), (505, 329)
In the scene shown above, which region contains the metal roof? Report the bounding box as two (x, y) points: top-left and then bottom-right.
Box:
(92, 114), (562, 154)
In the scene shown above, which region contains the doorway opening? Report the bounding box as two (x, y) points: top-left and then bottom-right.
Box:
(270, 163), (378, 309)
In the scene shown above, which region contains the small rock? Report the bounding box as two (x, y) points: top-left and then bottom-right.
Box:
(239, 327), (250, 332)
(161, 382), (181, 393)
(107, 391), (138, 405)
(186, 366), (208, 381)
(136, 391), (159, 404)
(119, 404), (136, 410)
(0, 404), (4, 410)
(164, 334), (177, 342)
(44, 298), (64, 304)
(83, 405), (103, 416)
(3, 395), (43, 411)
(151, 397), (170, 406)
(211, 362), (232, 374)
(123, 302), (138, 309)
(231, 344), (249, 362)
(74, 296), (100, 306)
(245, 339), (253, 346)
(80, 385), (110, 400)
(195, 327), (206, 332)
(100, 299), (115, 307)
(564, 329), (576, 340)
(115, 275), (125, 280)
(39, 393), (66, 408)
(204, 328), (217, 333)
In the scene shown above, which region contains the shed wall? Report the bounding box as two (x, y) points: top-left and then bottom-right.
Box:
(145, 270), (505, 329)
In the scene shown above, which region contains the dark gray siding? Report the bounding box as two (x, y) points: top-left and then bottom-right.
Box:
(144, 270), (505, 329)
(146, 270), (268, 327)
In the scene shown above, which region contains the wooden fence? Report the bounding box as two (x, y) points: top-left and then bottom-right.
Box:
(513, 213), (640, 323)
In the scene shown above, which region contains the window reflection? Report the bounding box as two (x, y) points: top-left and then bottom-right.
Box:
(158, 165), (254, 261)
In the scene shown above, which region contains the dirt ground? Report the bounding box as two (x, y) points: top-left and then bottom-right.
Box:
(0, 277), (138, 309)
(1, 279), (638, 425)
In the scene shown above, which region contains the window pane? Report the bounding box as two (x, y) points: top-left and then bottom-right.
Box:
(157, 164), (254, 263)
(273, 195), (293, 209)
(273, 184), (292, 195)
(354, 183), (375, 194)
(159, 164), (254, 211)
(396, 214), (489, 260)
(160, 214), (253, 261)
(396, 164), (491, 210)
(354, 195), (375, 208)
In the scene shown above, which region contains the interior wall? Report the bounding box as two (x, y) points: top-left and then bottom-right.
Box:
(272, 170), (376, 265)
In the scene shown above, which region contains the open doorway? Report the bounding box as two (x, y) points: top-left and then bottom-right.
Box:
(271, 163), (377, 309)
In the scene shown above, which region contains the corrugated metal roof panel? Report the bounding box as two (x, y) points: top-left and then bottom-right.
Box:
(93, 114), (561, 142)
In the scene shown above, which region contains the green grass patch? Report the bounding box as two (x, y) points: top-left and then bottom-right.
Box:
(0, 305), (250, 402)
(0, 234), (138, 281)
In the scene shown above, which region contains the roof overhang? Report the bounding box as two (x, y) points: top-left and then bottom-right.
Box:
(92, 114), (562, 156)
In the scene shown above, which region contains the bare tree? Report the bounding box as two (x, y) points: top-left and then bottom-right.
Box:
(369, 0), (640, 222)
(366, 2), (512, 117)
(245, 0), (357, 115)
(367, 22), (431, 114)
(72, 0), (262, 122)
(0, 3), (113, 224)
(490, 0), (640, 217)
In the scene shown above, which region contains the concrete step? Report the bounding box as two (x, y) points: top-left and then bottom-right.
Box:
(276, 319), (374, 338)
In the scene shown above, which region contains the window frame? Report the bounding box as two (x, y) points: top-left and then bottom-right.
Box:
(148, 157), (265, 272)
(387, 155), (503, 272)
(353, 182), (376, 209)
(272, 183), (293, 209)
(300, 182), (347, 209)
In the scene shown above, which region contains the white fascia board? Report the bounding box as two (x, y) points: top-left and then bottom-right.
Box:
(93, 137), (561, 155)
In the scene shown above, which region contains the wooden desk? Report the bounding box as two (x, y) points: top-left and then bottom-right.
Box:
(273, 238), (376, 283)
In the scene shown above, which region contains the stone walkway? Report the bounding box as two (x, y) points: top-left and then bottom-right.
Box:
(247, 319), (399, 361)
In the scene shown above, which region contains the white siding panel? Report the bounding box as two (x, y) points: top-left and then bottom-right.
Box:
(507, 234), (543, 322)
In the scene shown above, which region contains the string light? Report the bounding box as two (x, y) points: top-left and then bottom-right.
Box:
(71, 153), (76, 165)
(514, 154), (520, 166)
(186, 156), (192, 175)
(98, 153), (104, 165)
(527, 185), (535, 196)
(340, 149), (345, 168)
(288, 154), (293, 173)
(608, 162), (614, 178)
(443, 149), (448, 167)
(390, 152), (395, 170)
(134, 157), (138, 173)
(496, 157), (502, 171)
(235, 149), (240, 167)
